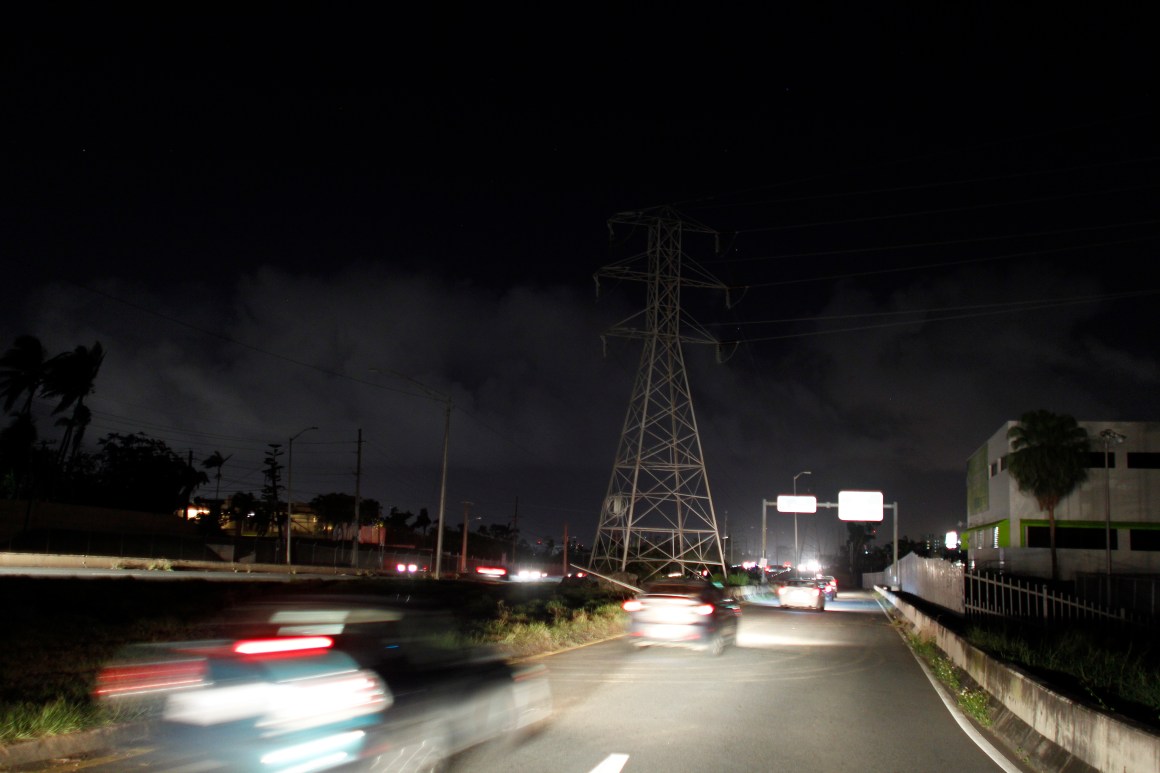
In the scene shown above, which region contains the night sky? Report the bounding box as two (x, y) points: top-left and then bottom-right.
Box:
(5, 7), (1159, 560)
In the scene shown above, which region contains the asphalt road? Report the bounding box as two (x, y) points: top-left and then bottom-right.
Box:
(24, 590), (1031, 773)
(453, 590), (1027, 773)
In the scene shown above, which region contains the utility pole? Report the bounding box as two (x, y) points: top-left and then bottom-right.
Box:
(562, 522), (568, 576)
(185, 449), (193, 519)
(459, 500), (473, 574)
(511, 496), (519, 566)
(351, 428), (362, 568)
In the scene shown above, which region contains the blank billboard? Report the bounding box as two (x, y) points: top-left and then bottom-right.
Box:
(838, 490), (883, 521)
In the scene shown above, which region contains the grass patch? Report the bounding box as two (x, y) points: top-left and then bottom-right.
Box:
(465, 602), (627, 658)
(906, 632), (993, 727)
(0, 699), (101, 745)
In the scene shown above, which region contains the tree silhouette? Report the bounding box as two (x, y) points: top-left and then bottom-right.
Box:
(43, 341), (105, 474)
(0, 336), (50, 499)
(1006, 409), (1090, 582)
(0, 336), (50, 419)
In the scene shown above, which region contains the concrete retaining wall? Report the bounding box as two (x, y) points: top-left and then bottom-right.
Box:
(878, 586), (1159, 773)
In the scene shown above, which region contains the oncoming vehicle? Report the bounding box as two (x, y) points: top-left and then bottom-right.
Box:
(777, 578), (826, 611)
(622, 579), (741, 655)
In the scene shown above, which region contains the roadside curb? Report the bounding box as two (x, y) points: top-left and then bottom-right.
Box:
(876, 585), (1159, 773)
(0, 724), (146, 770)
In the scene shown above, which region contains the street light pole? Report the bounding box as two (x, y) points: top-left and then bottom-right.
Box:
(793, 471), (811, 571)
(1099, 429), (1126, 578)
(367, 367), (452, 579)
(286, 426), (318, 565)
(433, 396), (451, 578)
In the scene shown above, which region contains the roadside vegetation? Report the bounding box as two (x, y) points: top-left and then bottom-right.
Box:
(0, 575), (631, 746)
(964, 620), (1160, 727)
(891, 594), (1160, 731)
(904, 630), (993, 727)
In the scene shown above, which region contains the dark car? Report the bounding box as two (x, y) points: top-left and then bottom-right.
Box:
(777, 578), (826, 610)
(94, 635), (394, 772)
(95, 594), (553, 773)
(622, 579), (741, 655)
(816, 575), (838, 601)
(228, 594), (553, 770)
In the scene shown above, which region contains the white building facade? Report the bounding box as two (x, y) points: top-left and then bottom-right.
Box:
(965, 420), (1160, 581)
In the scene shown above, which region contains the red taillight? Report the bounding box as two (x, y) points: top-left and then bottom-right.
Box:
(693, 604), (714, 616)
(623, 599), (643, 612)
(476, 566), (507, 577)
(232, 636), (333, 655)
(94, 659), (207, 697)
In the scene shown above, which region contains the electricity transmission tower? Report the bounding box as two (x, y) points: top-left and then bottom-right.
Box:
(589, 207), (730, 580)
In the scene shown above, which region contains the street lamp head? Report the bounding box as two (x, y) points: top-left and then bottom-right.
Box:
(1099, 429), (1126, 444)
(291, 426), (319, 442)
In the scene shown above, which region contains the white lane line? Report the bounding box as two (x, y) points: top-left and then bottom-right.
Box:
(875, 596), (1024, 773)
(589, 753), (630, 773)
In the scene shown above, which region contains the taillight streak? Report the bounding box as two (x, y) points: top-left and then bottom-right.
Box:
(232, 636), (333, 655)
(94, 660), (207, 696)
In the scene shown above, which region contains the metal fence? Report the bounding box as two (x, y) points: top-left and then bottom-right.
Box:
(964, 571), (1149, 628)
(1074, 572), (1160, 621)
(863, 553), (1157, 629)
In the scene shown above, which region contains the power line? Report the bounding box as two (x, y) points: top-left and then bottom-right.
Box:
(710, 218), (1160, 265)
(720, 289), (1160, 345)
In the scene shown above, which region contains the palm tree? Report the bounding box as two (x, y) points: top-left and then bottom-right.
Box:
(202, 451), (232, 502)
(0, 335), (50, 419)
(43, 341), (105, 472)
(1006, 409), (1091, 582)
(0, 336), (49, 500)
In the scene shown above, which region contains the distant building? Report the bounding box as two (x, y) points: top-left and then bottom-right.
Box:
(964, 420), (1160, 581)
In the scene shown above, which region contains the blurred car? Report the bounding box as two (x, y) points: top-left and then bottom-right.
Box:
(96, 593), (553, 772)
(622, 579), (740, 655)
(94, 635), (393, 772)
(816, 575), (838, 601)
(777, 578), (826, 610)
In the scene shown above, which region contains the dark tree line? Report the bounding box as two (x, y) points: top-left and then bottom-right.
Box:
(0, 335), (210, 518)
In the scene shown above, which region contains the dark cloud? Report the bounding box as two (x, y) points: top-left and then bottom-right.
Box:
(5, 7), (1159, 553)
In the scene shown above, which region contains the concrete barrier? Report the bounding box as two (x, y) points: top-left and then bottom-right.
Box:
(877, 586), (1159, 773)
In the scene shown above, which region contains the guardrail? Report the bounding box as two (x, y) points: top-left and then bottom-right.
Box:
(965, 570), (1148, 628)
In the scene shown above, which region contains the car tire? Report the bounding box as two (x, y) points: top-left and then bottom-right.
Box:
(705, 633), (725, 657)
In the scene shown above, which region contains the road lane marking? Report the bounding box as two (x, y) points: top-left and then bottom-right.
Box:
(589, 753), (630, 773)
(876, 596), (1024, 773)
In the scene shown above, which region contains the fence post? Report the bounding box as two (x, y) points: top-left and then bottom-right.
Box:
(1042, 584), (1049, 621)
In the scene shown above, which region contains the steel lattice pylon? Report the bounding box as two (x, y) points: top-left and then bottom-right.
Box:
(589, 208), (728, 580)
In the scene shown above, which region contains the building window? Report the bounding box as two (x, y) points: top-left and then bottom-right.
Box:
(989, 461), (998, 477)
(1026, 526), (1116, 549)
(1130, 530), (1160, 551)
(1083, 452), (1111, 469)
(998, 455), (1008, 471)
(1127, 452), (1160, 469)
(991, 527), (999, 548)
